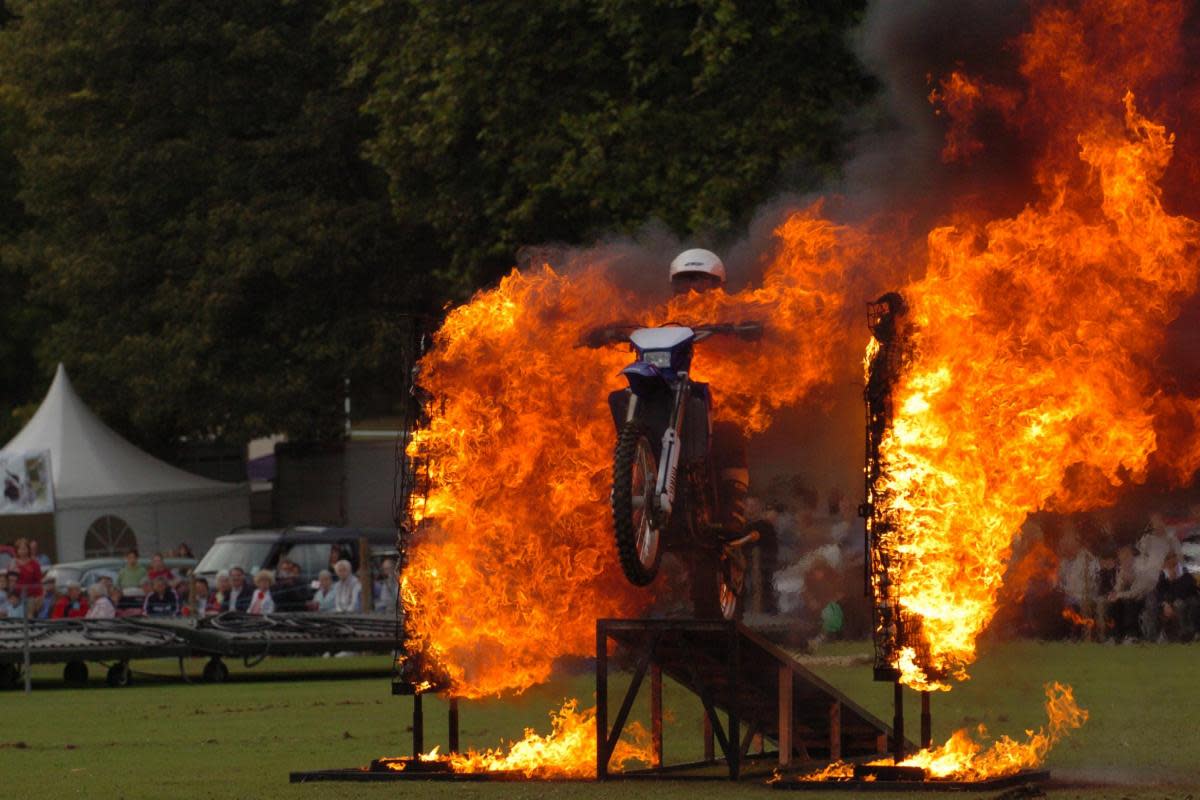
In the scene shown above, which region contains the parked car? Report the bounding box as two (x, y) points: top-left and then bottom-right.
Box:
(43, 557), (198, 591)
(193, 525), (397, 588)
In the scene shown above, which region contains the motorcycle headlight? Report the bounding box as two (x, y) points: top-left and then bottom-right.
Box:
(643, 350), (672, 368)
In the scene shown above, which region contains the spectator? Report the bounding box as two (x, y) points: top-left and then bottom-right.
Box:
(183, 577), (218, 618)
(1132, 514), (1184, 639)
(1057, 526), (1100, 636)
(225, 567), (253, 612)
(28, 539), (51, 568)
(173, 576), (190, 606)
(247, 570), (275, 615)
(374, 559), (399, 613)
(5, 591), (24, 618)
(85, 584), (116, 619)
(147, 553), (174, 582)
(1106, 545), (1143, 640)
(110, 586), (134, 617)
(143, 575), (179, 617)
(51, 581), (89, 618)
(35, 577), (58, 619)
(117, 549), (147, 589)
(333, 559), (361, 613)
(0, 579), (13, 618)
(309, 570), (337, 612)
(1155, 552), (1199, 641)
(213, 571), (232, 611)
(175, 542), (195, 559)
(11, 538), (43, 600)
(272, 559), (310, 612)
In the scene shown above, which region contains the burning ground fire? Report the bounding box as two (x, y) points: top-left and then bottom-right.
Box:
(392, 0), (1200, 781)
(379, 700), (652, 779)
(801, 683), (1087, 782)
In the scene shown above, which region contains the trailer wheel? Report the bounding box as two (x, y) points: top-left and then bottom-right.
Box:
(106, 662), (132, 688)
(63, 660), (89, 686)
(202, 657), (229, 684)
(0, 663), (19, 690)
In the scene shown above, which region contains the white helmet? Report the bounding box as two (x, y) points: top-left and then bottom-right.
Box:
(669, 248), (726, 283)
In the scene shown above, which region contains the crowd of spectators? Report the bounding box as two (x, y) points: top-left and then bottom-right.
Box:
(742, 479), (1200, 648)
(0, 538), (400, 622)
(741, 484), (870, 644)
(1013, 509), (1200, 643)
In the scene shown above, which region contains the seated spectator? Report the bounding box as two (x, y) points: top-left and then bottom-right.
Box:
(247, 570), (275, 615)
(117, 549), (147, 589)
(147, 553), (175, 582)
(374, 558), (399, 613)
(143, 575), (179, 617)
(4, 591), (23, 618)
(213, 571), (232, 611)
(85, 584), (116, 618)
(309, 570), (337, 612)
(173, 576), (190, 605)
(36, 578), (58, 619)
(109, 586), (136, 617)
(272, 559), (310, 612)
(51, 581), (89, 618)
(0, 582), (13, 618)
(225, 566), (253, 612)
(183, 577), (218, 618)
(333, 560), (361, 613)
(175, 542), (195, 559)
(1155, 552), (1199, 641)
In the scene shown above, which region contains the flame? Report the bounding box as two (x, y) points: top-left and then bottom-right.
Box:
(803, 683), (1087, 782)
(383, 700), (652, 779)
(1061, 607), (1095, 631)
(872, 0), (1200, 689)
(400, 0), (1200, 710)
(402, 214), (872, 697)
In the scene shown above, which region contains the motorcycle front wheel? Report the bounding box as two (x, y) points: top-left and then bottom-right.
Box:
(612, 421), (663, 586)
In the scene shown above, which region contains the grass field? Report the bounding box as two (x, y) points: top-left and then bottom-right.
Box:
(1, 639), (1197, 799)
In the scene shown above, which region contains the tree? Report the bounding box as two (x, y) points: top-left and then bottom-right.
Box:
(333, 0), (873, 290)
(0, 0), (434, 448)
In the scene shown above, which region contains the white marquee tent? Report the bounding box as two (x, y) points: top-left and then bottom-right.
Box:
(1, 364), (249, 561)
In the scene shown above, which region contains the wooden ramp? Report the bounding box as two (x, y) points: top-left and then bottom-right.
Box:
(597, 618), (901, 780)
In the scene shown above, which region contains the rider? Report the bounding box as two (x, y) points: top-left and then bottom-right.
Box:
(667, 249), (750, 539)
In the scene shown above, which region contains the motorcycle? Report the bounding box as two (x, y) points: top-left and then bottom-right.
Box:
(587, 321), (763, 620)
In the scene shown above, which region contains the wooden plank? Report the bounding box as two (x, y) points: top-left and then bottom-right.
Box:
(829, 700), (842, 761)
(650, 665), (663, 768)
(778, 666), (793, 767)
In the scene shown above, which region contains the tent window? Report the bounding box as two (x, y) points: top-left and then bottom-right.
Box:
(84, 516), (137, 558)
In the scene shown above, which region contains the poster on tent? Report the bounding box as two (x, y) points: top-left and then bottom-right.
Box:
(0, 449), (55, 514)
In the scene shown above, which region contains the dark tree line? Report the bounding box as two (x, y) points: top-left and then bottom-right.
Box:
(0, 0), (871, 450)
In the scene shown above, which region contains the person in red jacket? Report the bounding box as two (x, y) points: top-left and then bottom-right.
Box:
(146, 553), (175, 582)
(11, 538), (43, 600)
(51, 581), (89, 618)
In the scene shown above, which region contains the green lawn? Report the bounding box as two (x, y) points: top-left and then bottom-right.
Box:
(0, 640), (1196, 799)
